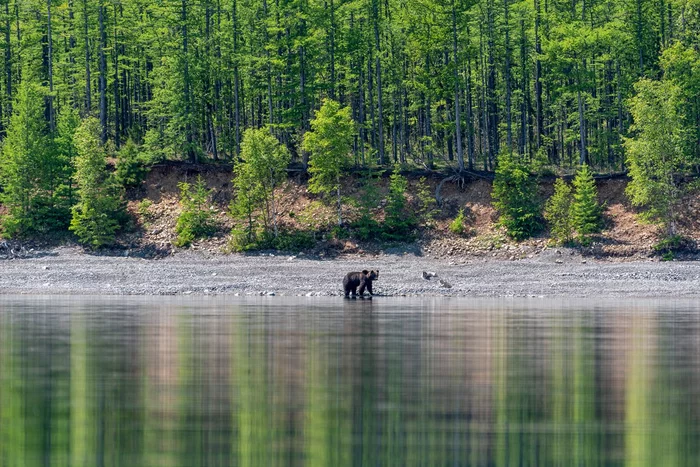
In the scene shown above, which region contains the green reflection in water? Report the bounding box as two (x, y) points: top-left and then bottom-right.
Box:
(1, 299), (700, 465)
(0, 312), (25, 467)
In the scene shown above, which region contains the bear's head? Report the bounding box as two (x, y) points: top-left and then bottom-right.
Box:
(367, 270), (378, 280)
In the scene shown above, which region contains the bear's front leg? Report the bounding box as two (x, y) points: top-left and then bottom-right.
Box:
(367, 282), (373, 296)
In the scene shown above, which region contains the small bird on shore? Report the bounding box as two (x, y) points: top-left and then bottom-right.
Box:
(422, 271), (437, 280)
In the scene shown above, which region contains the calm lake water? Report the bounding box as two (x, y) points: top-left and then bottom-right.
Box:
(1, 296), (700, 466)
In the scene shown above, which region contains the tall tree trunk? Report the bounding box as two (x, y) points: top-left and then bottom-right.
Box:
(5, 0), (12, 116)
(112, 3), (120, 148)
(47, 0), (54, 131)
(232, 0), (241, 155)
(519, 18), (527, 156)
(636, 0), (644, 73)
(98, 2), (107, 143)
(465, 25), (474, 169)
(577, 87), (586, 164)
(83, 0), (90, 112)
(336, 179), (342, 226)
(68, 0), (77, 105)
(329, 0), (336, 98)
(424, 54), (432, 169)
(262, 0), (273, 127)
(451, 0), (464, 171)
(534, 0), (543, 150)
(358, 55), (366, 165)
(504, 0), (512, 151)
(181, 0), (194, 161)
(373, 0), (384, 164)
(486, 0), (497, 162)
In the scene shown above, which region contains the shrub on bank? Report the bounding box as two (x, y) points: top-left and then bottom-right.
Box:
(544, 178), (573, 245)
(449, 209), (467, 235)
(174, 176), (217, 247)
(492, 152), (542, 240)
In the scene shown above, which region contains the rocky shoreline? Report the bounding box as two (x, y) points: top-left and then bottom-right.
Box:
(2, 246), (700, 298)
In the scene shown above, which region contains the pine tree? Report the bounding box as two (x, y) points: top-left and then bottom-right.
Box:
(175, 176), (216, 247)
(115, 139), (149, 188)
(492, 152), (541, 240)
(571, 164), (602, 243)
(69, 117), (124, 248)
(383, 166), (415, 240)
(544, 178), (573, 245)
(0, 82), (70, 236)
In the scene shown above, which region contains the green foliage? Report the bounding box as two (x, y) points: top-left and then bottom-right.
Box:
(69, 117), (125, 248)
(54, 106), (81, 208)
(230, 227), (316, 252)
(330, 225), (350, 240)
(660, 44), (700, 160)
(382, 168), (416, 241)
(3, 0), (700, 248)
(449, 209), (467, 235)
(231, 127), (290, 243)
(174, 176), (217, 247)
(115, 139), (150, 188)
(653, 235), (687, 261)
(351, 170), (382, 240)
(137, 199), (154, 221)
(544, 178), (573, 245)
(416, 177), (438, 226)
(624, 79), (691, 237)
(571, 164), (602, 243)
(0, 82), (71, 236)
(492, 153), (542, 240)
(303, 99), (355, 226)
(296, 201), (335, 231)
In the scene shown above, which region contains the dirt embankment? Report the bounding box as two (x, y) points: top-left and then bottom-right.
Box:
(117, 164), (685, 261)
(2, 163), (699, 261)
(5, 165), (700, 297)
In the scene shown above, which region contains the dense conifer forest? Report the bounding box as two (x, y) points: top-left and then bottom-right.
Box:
(0, 0), (698, 247)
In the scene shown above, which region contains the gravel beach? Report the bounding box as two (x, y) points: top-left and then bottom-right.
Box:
(2, 246), (700, 298)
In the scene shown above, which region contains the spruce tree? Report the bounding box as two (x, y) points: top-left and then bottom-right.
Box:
(69, 117), (124, 248)
(383, 166), (415, 240)
(0, 82), (70, 236)
(571, 164), (602, 243)
(492, 152), (541, 240)
(175, 176), (216, 247)
(544, 178), (573, 245)
(115, 138), (149, 188)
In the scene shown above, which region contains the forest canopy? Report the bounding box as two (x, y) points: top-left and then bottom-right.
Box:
(0, 0), (699, 246)
(0, 0), (695, 172)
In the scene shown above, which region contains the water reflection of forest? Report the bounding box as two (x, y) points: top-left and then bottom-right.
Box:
(1, 299), (699, 465)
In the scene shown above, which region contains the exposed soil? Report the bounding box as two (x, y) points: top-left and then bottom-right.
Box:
(105, 164), (683, 261)
(4, 166), (700, 297)
(0, 164), (700, 296)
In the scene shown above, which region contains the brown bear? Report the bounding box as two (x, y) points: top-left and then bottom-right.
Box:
(343, 270), (379, 297)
